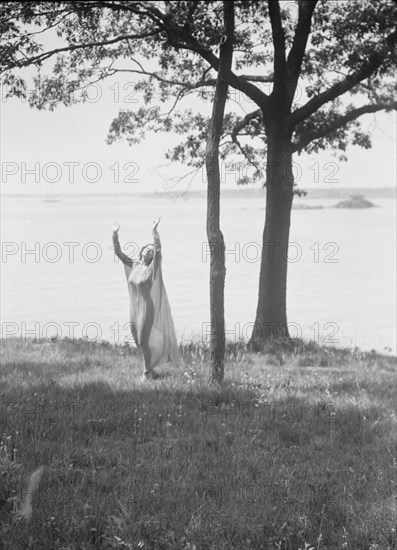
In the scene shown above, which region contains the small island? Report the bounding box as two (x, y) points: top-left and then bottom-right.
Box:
(292, 203), (324, 210)
(334, 194), (376, 208)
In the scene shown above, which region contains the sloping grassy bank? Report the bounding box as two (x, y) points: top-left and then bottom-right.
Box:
(0, 338), (396, 550)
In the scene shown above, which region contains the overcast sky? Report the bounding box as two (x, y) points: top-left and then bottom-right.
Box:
(1, 70), (396, 196)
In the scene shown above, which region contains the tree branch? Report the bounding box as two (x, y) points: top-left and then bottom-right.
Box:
(154, 164), (202, 201)
(230, 109), (263, 141)
(110, 67), (205, 88)
(239, 73), (273, 83)
(230, 135), (263, 180)
(289, 29), (397, 128)
(108, 66), (272, 103)
(267, 0), (287, 102)
(286, 0), (318, 107)
(132, 1), (271, 109)
(1, 29), (163, 72)
(25, 11), (75, 37)
(292, 101), (397, 153)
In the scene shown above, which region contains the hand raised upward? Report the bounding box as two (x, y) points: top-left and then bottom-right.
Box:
(153, 217), (161, 232)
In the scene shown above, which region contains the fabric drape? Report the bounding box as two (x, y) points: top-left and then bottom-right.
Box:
(113, 230), (179, 373)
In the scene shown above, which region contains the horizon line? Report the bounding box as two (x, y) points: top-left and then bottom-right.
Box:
(1, 186), (396, 199)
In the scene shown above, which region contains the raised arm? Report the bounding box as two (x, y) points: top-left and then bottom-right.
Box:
(112, 223), (133, 267)
(152, 217), (162, 274)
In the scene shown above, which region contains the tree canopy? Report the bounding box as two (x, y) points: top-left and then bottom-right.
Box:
(2, 0), (396, 186)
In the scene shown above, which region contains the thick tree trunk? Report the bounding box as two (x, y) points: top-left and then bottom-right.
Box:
(249, 129), (294, 350)
(205, 1), (234, 384)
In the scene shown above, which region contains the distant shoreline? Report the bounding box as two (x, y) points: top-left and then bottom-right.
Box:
(1, 187), (396, 199)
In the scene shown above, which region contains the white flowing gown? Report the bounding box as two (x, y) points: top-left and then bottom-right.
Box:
(113, 229), (180, 373)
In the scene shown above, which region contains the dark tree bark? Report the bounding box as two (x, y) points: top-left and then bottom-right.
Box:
(249, 124), (294, 349)
(205, 0), (234, 383)
(248, 0), (302, 350)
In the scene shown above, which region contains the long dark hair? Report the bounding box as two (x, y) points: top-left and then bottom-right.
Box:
(139, 244), (154, 261)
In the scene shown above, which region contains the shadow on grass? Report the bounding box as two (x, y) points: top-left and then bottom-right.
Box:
(0, 338), (396, 550)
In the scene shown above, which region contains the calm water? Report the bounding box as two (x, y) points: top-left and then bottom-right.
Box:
(1, 195), (396, 353)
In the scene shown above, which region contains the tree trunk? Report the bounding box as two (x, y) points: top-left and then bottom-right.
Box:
(205, 1), (234, 384)
(206, 174), (226, 382)
(249, 129), (294, 350)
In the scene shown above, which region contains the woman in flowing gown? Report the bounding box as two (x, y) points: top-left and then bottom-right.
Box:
(112, 219), (180, 378)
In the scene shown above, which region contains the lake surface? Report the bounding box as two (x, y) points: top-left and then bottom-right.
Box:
(1, 195), (396, 353)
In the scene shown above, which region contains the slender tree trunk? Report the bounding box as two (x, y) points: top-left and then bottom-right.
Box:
(205, 1), (234, 384)
(249, 127), (294, 350)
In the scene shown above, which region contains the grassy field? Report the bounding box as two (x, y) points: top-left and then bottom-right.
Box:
(0, 337), (396, 550)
